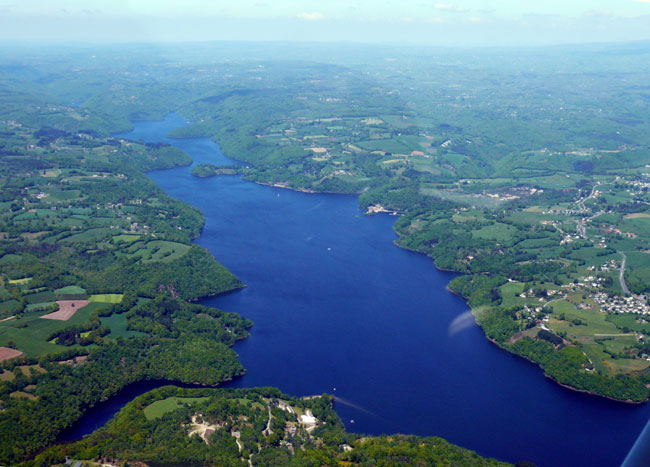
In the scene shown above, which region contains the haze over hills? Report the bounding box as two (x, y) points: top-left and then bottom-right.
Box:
(2, 0), (650, 45)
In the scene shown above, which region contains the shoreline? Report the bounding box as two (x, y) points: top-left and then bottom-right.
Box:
(392, 221), (648, 404)
(257, 181), (317, 194)
(247, 180), (647, 405)
(188, 283), (248, 303)
(470, 308), (648, 405)
(251, 180), (361, 196)
(365, 204), (399, 216)
(171, 121), (647, 407)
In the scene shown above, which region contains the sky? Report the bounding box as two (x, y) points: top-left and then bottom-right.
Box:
(1, 0), (650, 46)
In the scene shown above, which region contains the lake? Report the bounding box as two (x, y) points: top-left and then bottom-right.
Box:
(104, 113), (650, 466)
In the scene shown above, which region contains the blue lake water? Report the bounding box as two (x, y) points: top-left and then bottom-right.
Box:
(107, 113), (650, 466)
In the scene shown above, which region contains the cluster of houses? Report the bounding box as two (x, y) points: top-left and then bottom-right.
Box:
(588, 260), (619, 273)
(599, 224), (637, 239)
(627, 177), (650, 194)
(592, 292), (650, 315)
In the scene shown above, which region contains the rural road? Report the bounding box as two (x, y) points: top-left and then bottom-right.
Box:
(619, 252), (631, 295)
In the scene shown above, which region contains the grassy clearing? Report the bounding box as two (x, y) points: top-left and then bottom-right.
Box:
(89, 294), (124, 304)
(135, 241), (191, 263)
(8, 278), (32, 285)
(499, 282), (526, 308)
(143, 396), (210, 420)
(420, 186), (504, 208)
(410, 156), (441, 175)
(234, 398), (265, 411)
(112, 234), (140, 244)
(524, 174), (582, 189)
(60, 227), (112, 243)
(25, 302), (56, 312)
(549, 308), (620, 337)
(507, 210), (560, 226)
(599, 335), (638, 353)
(0, 300), (22, 315)
(357, 138), (412, 154)
(568, 247), (619, 267)
(41, 169), (62, 177)
(23, 291), (56, 305)
(608, 357), (650, 374)
(17, 364), (46, 375)
(54, 285), (87, 296)
(472, 223), (518, 241)
(100, 313), (146, 338)
(0, 326), (64, 355)
(60, 218), (84, 228)
(13, 210), (57, 221)
(0, 289), (10, 302)
(621, 217), (650, 238)
(606, 314), (650, 333)
(517, 238), (557, 249)
(39, 189), (82, 204)
(0, 254), (22, 265)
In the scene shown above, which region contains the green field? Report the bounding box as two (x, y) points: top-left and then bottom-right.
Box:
(127, 241), (192, 263)
(606, 314), (650, 333)
(548, 300), (620, 336)
(358, 138), (413, 154)
(100, 313), (147, 338)
(55, 285), (87, 296)
(8, 278), (32, 285)
(89, 294), (124, 304)
(112, 234), (141, 244)
(0, 302), (110, 355)
(25, 302), (56, 312)
(39, 189), (83, 204)
(0, 299), (21, 312)
(472, 223), (518, 241)
(60, 227), (112, 243)
(419, 186), (505, 208)
(23, 291), (56, 304)
(410, 156), (442, 175)
(498, 282), (526, 308)
(143, 396), (210, 420)
(0, 254), (22, 265)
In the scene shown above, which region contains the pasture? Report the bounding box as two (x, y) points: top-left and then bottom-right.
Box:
(89, 294), (124, 304)
(100, 313), (146, 338)
(144, 396), (210, 420)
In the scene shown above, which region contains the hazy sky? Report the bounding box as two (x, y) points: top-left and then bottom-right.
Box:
(1, 0), (650, 45)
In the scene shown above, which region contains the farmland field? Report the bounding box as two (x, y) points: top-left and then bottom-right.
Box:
(89, 294), (124, 304)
